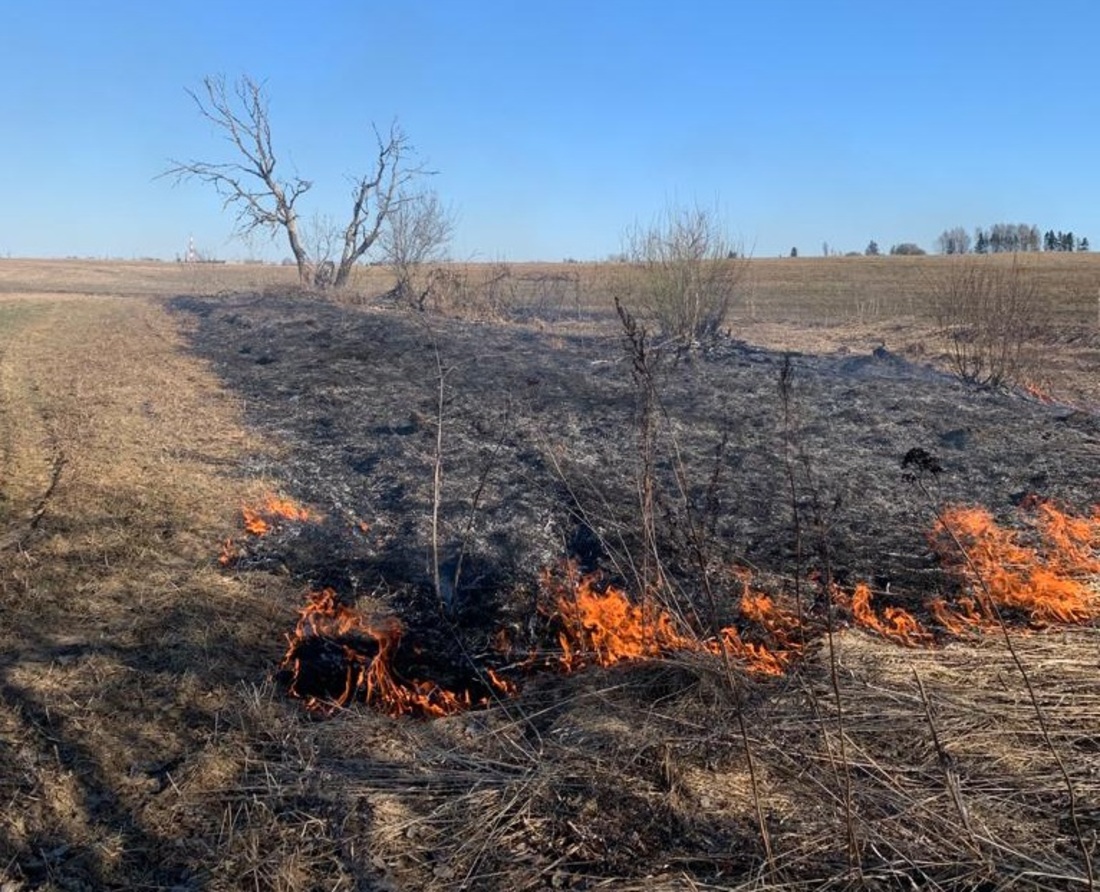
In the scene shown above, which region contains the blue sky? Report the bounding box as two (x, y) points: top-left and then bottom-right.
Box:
(1, 0), (1097, 262)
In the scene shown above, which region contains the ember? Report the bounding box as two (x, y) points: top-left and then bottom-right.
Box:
(219, 493), (316, 565)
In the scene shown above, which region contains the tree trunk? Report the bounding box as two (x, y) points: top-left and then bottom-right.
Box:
(284, 214), (311, 285)
(334, 258), (355, 289)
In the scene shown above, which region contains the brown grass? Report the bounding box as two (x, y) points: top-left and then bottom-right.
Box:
(0, 287), (308, 888)
(0, 256), (1097, 890)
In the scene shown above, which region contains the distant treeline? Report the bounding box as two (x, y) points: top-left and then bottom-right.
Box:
(937, 224), (1089, 255)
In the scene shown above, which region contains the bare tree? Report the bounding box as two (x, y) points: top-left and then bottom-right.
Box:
(302, 212), (341, 286)
(163, 74), (430, 289)
(378, 190), (456, 310)
(937, 226), (972, 255)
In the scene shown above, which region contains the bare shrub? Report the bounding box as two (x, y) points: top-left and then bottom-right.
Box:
(421, 262), (516, 319)
(378, 190), (455, 310)
(933, 255), (1044, 387)
(623, 204), (746, 346)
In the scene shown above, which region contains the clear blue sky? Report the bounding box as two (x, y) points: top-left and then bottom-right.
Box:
(2, 0), (1097, 262)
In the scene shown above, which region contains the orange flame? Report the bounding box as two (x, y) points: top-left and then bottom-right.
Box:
(217, 537), (236, 566)
(243, 494), (314, 535)
(712, 628), (792, 677)
(280, 589), (498, 718)
(543, 564), (801, 677)
(849, 583), (933, 646)
(933, 502), (1100, 626)
(1020, 380), (1057, 404)
(928, 595), (987, 636)
(549, 568), (693, 669)
(715, 587), (804, 674)
(220, 494), (316, 566)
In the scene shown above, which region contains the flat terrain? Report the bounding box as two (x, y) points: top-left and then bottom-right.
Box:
(0, 257), (1098, 891)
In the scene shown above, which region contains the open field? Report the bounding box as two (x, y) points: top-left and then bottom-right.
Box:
(0, 256), (1098, 890)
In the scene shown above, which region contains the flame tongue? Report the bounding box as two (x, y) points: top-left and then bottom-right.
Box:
(934, 502), (1100, 626)
(849, 583), (933, 646)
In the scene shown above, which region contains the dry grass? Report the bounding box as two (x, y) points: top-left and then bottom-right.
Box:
(0, 257), (1096, 890)
(0, 257), (393, 299)
(0, 288), (309, 888)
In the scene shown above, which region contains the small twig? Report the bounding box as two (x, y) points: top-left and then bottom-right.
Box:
(778, 355), (859, 874)
(0, 450), (66, 551)
(736, 691), (777, 876)
(614, 297), (665, 603)
(778, 354), (806, 640)
(431, 342), (453, 616)
(823, 597), (861, 879)
(451, 405), (511, 599)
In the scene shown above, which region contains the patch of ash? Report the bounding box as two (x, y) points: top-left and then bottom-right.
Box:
(171, 294), (1100, 624)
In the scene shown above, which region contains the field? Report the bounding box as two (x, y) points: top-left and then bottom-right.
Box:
(0, 256), (1098, 891)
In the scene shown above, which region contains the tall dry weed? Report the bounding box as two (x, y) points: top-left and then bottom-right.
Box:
(933, 255), (1045, 387)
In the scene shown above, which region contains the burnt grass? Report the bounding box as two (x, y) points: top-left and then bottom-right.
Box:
(163, 292), (1100, 888)
(172, 291), (1100, 642)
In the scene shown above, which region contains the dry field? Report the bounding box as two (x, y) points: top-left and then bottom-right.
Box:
(0, 256), (1098, 891)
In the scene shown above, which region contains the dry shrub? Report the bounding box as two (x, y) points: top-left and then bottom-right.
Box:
(933, 255), (1046, 386)
(419, 262), (517, 319)
(623, 204), (747, 346)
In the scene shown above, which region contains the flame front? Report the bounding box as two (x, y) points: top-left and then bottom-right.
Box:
(544, 564), (801, 677)
(933, 502), (1100, 626)
(263, 499), (1100, 720)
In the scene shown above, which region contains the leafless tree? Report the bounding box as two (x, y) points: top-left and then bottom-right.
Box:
(378, 190), (455, 309)
(163, 74), (430, 289)
(937, 226), (972, 255)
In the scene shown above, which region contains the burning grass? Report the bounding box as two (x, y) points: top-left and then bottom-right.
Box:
(544, 562), (802, 676)
(264, 500), (1100, 725)
(933, 498), (1100, 627)
(840, 499), (1100, 648)
(276, 588), (510, 718)
(220, 493), (316, 564)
